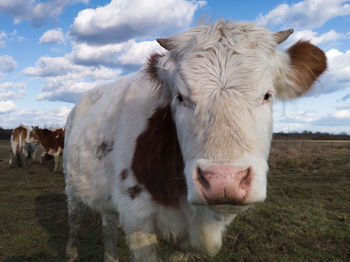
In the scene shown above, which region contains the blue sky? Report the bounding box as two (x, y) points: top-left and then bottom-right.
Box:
(0, 0), (350, 133)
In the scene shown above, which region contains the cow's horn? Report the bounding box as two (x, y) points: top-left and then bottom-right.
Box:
(275, 29), (294, 44)
(156, 38), (173, 50)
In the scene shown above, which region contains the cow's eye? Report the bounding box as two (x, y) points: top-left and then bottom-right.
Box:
(262, 92), (273, 104)
(264, 93), (271, 101)
(176, 94), (184, 103)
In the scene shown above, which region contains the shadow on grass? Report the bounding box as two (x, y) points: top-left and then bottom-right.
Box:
(3, 193), (68, 262)
(2, 191), (121, 262)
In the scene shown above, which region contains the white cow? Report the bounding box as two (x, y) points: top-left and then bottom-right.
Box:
(64, 20), (327, 262)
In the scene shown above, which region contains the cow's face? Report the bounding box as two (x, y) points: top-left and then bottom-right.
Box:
(171, 51), (273, 208)
(28, 126), (40, 144)
(155, 22), (326, 210)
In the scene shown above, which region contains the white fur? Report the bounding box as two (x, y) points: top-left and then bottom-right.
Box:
(64, 20), (323, 261)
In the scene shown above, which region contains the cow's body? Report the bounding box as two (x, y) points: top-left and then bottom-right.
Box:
(64, 21), (326, 262)
(34, 127), (65, 172)
(10, 125), (38, 167)
(65, 75), (234, 261)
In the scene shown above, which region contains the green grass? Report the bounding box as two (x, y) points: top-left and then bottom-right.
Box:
(0, 140), (349, 261)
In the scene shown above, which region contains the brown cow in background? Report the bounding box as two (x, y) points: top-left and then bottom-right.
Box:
(33, 127), (65, 172)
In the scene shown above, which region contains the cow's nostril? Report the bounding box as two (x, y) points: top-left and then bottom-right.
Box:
(239, 168), (252, 190)
(197, 167), (210, 189)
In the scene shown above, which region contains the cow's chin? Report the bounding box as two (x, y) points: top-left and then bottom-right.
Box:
(207, 204), (252, 214)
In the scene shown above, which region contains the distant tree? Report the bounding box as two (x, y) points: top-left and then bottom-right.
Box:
(272, 131), (350, 141)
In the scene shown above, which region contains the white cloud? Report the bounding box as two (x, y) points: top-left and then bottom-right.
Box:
(275, 109), (318, 124)
(0, 82), (26, 100)
(341, 93), (350, 101)
(22, 55), (122, 103)
(273, 107), (350, 133)
(0, 31), (6, 47)
(22, 37), (166, 102)
(18, 106), (71, 125)
(283, 29), (349, 47)
(118, 40), (164, 66)
(36, 81), (111, 102)
(0, 0), (88, 26)
(336, 101), (350, 109)
(22, 55), (120, 79)
(0, 106), (72, 128)
(0, 89), (26, 100)
(334, 109), (350, 118)
(71, 41), (130, 66)
(0, 55), (17, 72)
(13, 0), (205, 105)
(310, 110), (350, 130)
(0, 100), (17, 114)
(0, 30), (24, 48)
(22, 56), (71, 77)
(70, 0), (206, 44)
(323, 49), (350, 91)
(71, 39), (165, 68)
(257, 0), (350, 29)
(40, 28), (64, 44)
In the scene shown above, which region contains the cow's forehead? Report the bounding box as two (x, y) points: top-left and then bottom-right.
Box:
(177, 45), (272, 103)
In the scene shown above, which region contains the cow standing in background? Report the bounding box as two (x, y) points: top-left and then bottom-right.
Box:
(64, 20), (327, 262)
(10, 125), (39, 167)
(33, 127), (65, 172)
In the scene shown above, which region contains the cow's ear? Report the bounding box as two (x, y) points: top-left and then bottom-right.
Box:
(275, 41), (327, 100)
(146, 52), (174, 102)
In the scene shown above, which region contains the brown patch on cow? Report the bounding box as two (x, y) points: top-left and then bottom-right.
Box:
(120, 169), (128, 180)
(96, 140), (114, 160)
(127, 185), (142, 200)
(287, 40), (327, 96)
(131, 106), (186, 208)
(145, 53), (164, 82)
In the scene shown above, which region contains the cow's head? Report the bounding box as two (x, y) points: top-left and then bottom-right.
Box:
(25, 126), (39, 144)
(28, 126), (40, 143)
(143, 21), (326, 212)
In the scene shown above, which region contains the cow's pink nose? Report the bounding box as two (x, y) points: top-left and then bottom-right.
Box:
(195, 165), (252, 204)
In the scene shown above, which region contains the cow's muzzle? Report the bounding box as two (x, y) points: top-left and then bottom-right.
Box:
(193, 164), (253, 205)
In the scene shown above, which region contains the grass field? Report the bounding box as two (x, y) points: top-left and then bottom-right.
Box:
(0, 139), (349, 261)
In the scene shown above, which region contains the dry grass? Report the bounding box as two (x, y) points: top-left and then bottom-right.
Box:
(0, 140), (349, 261)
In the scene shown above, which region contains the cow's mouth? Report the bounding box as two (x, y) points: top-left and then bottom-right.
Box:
(207, 203), (252, 214)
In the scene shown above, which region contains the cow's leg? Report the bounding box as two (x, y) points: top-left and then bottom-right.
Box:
(10, 141), (19, 167)
(16, 152), (21, 167)
(40, 151), (46, 163)
(53, 151), (60, 172)
(121, 213), (160, 262)
(25, 145), (33, 168)
(32, 147), (37, 160)
(101, 211), (119, 262)
(9, 151), (16, 167)
(66, 196), (85, 262)
(9, 150), (14, 167)
(10, 136), (16, 167)
(129, 230), (160, 262)
(19, 151), (28, 168)
(169, 252), (191, 262)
